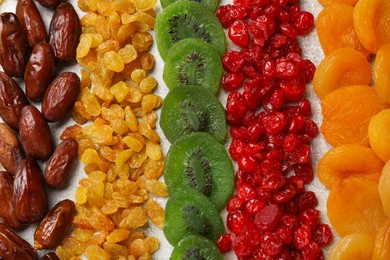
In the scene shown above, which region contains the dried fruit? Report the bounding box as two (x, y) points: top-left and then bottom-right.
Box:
(0, 72), (29, 130)
(0, 223), (36, 260)
(321, 85), (385, 147)
(318, 144), (384, 189)
(13, 158), (47, 223)
(313, 48), (372, 99)
(0, 13), (28, 77)
(45, 139), (78, 188)
(19, 105), (54, 160)
(0, 123), (25, 175)
(0, 171), (21, 229)
(327, 178), (386, 236)
(34, 200), (75, 250)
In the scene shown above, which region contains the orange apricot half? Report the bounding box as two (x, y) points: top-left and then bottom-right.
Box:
(374, 43), (390, 104)
(354, 0), (390, 53)
(318, 144), (384, 189)
(313, 48), (371, 99)
(327, 177), (386, 237)
(368, 109), (390, 162)
(317, 4), (370, 57)
(329, 233), (375, 260)
(321, 85), (385, 147)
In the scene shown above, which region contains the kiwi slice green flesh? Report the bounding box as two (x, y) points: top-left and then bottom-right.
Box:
(155, 1), (226, 60)
(163, 189), (225, 246)
(164, 132), (234, 211)
(161, 0), (220, 12)
(160, 86), (226, 144)
(163, 38), (222, 95)
(170, 235), (223, 260)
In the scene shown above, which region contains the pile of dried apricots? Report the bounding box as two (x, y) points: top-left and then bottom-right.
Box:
(315, 0), (390, 258)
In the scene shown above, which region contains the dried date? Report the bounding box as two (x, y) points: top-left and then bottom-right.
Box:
(0, 71), (29, 129)
(42, 72), (80, 122)
(45, 139), (78, 188)
(0, 13), (29, 77)
(13, 158), (47, 223)
(34, 199), (75, 250)
(25, 43), (56, 101)
(0, 223), (36, 260)
(0, 171), (22, 229)
(19, 105), (54, 160)
(16, 0), (48, 47)
(49, 3), (81, 62)
(0, 123), (25, 175)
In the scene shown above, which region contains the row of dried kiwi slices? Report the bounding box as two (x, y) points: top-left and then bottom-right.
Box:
(154, 0), (234, 258)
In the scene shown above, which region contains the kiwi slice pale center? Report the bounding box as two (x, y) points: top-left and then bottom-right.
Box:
(181, 99), (208, 132)
(168, 14), (212, 44)
(183, 205), (212, 236)
(177, 52), (205, 86)
(184, 248), (204, 260)
(185, 147), (213, 196)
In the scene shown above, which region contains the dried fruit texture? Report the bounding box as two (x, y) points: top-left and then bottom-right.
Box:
(378, 160), (390, 216)
(316, 4), (370, 57)
(313, 48), (372, 99)
(318, 0), (358, 6)
(327, 178), (386, 237)
(374, 43), (390, 104)
(368, 109), (390, 162)
(318, 144), (384, 189)
(354, 0), (390, 54)
(329, 233), (374, 260)
(372, 220), (390, 259)
(60, 0), (164, 258)
(321, 85), (385, 147)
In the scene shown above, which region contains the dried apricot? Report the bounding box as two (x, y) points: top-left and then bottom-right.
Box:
(329, 233), (374, 260)
(327, 177), (386, 236)
(372, 220), (390, 260)
(368, 109), (390, 162)
(318, 144), (384, 189)
(378, 160), (390, 216)
(374, 43), (390, 104)
(316, 4), (370, 56)
(318, 0), (358, 7)
(313, 48), (372, 99)
(354, 0), (390, 54)
(321, 85), (385, 146)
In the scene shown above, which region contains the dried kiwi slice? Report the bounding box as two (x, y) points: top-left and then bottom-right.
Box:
(161, 0), (220, 12)
(160, 86), (226, 144)
(163, 189), (225, 246)
(164, 132), (234, 211)
(163, 38), (222, 95)
(155, 1), (226, 60)
(170, 235), (223, 260)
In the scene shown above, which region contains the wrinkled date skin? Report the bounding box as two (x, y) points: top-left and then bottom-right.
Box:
(36, 0), (61, 9)
(16, 0), (48, 47)
(25, 43), (56, 101)
(40, 252), (60, 260)
(0, 13), (29, 77)
(13, 158), (47, 223)
(0, 71), (29, 129)
(42, 72), (80, 122)
(45, 139), (78, 188)
(49, 3), (81, 62)
(0, 123), (25, 175)
(34, 199), (75, 250)
(0, 223), (36, 260)
(19, 105), (54, 160)
(0, 171), (22, 229)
